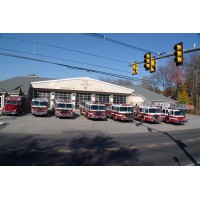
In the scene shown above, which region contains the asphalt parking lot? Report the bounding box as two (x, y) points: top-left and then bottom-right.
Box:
(0, 111), (200, 136)
(1, 112), (200, 166)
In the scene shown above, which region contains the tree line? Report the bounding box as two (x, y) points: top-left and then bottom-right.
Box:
(99, 52), (200, 115)
(141, 53), (200, 114)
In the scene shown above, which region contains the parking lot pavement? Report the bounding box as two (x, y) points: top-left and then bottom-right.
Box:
(0, 113), (200, 136)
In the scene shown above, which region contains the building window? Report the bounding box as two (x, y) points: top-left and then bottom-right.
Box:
(33, 90), (50, 99)
(75, 93), (91, 109)
(95, 94), (109, 103)
(55, 92), (71, 101)
(113, 95), (126, 104)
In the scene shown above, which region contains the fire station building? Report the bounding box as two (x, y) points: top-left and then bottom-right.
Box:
(0, 75), (176, 111)
(30, 77), (135, 109)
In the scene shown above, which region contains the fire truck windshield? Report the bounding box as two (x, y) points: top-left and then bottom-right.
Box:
(57, 103), (72, 108)
(174, 110), (184, 116)
(91, 105), (98, 110)
(57, 103), (65, 108)
(99, 105), (106, 110)
(120, 107), (133, 112)
(32, 101), (47, 106)
(149, 108), (161, 113)
(66, 104), (73, 108)
(90, 105), (106, 110)
(6, 101), (18, 105)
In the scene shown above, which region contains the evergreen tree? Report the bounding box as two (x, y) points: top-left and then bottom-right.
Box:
(19, 88), (24, 96)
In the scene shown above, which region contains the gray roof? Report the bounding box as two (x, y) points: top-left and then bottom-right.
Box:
(131, 85), (176, 102)
(0, 76), (176, 103)
(0, 76), (53, 94)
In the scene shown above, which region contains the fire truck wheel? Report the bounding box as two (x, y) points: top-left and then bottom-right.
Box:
(140, 117), (145, 123)
(165, 118), (170, 124)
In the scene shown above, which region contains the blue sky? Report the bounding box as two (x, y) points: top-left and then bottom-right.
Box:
(0, 33), (200, 83)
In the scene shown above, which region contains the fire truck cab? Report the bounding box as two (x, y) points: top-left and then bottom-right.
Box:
(163, 108), (187, 124)
(31, 98), (48, 116)
(2, 95), (25, 116)
(106, 104), (134, 121)
(84, 102), (107, 120)
(161, 108), (172, 122)
(54, 99), (75, 118)
(135, 106), (162, 123)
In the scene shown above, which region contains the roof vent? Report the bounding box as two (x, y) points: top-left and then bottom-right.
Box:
(27, 74), (39, 78)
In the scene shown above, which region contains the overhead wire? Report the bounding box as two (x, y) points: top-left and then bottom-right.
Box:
(86, 34), (200, 68)
(85, 33), (158, 55)
(0, 35), (129, 64)
(1, 52), (200, 93)
(0, 47), (132, 75)
(1, 35), (199, 92)
(0, 52), (189, 90)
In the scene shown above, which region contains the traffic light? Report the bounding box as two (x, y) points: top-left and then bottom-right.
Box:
(150, 59), (157, 73)
(144, 53), (151, 70)
(174, 42), (183, 66)
(132, 63), (139, 75)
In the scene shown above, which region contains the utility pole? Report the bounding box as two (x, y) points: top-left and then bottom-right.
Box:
(176, 67), (179, 102)
(32, 43), (36, 75)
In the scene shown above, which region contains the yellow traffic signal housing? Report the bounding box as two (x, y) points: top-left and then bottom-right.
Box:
(135, 63), (139, 74)
(150, 59), (157, 73)
(132, 63), (139, 75)
(174, 42), (183, 66)
(144, 53), (151, 70)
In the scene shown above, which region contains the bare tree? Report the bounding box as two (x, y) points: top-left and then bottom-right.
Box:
(185, 53), (200, 114)
(99, 76), (134, 87)
(150, 62), (173, 93)
(138, 76), (155, 91)
(145, 58), (187, 100)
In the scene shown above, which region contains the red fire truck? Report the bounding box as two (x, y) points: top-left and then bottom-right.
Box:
(54, 99), (75, 118)
(31, 98), (48, 116)
(83, 102), (107, 120)
(134, 105), (162, 123)
(161, 108), (187, 124)
(2, 95), (26, 116)
(106, 104), (134, 121)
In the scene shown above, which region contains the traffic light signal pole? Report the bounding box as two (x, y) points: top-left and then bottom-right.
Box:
(130, 46), (200, 65)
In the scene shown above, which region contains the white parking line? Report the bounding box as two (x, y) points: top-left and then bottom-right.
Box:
(105, 147), (119, 151)
(187, 139), (194, 142)
(162, 142), (171, 146)
(57, 149), (72, 153)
